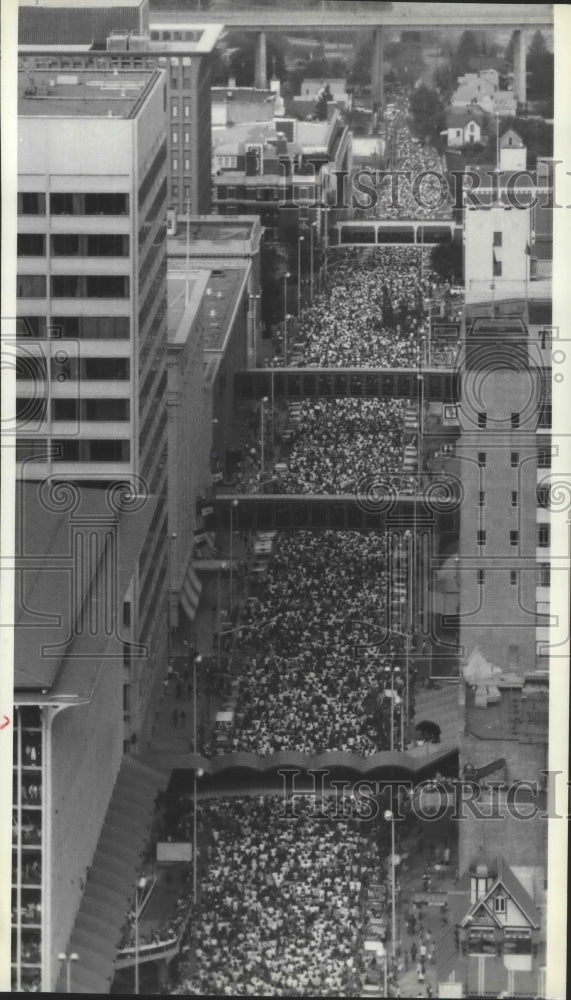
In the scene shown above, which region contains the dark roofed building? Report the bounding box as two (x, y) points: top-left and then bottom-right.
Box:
(18, 0), (148, 47)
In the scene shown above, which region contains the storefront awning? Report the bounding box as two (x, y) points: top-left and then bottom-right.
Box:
(180, 563), (202, 622)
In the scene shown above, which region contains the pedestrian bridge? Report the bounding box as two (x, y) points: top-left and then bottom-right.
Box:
(210, 489), (462, 532)
(235, 368), (460, 403)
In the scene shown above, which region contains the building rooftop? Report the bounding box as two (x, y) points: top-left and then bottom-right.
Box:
(212, 86), (275, 105)
(18, 67), (161, 118)
(167, 269), (210, 346)
(14, 481), (155, 699)
(168, 257), (249, 353)
(168, 215), (262, 258)
(446, 108), (483, 128)
(211, 120), (278, 154)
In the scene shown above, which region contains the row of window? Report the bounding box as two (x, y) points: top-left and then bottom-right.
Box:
(477, 449), (551, 468)
(476, 526), (550, 547)
(477, 411), (520, 429)
(18, 316), (130, 340)
(17, 234), (130, 258)
(477, 565), (550, 586)
(171, 157), (192, 173)
(171, 131), (194, 147)
(16, 357), (129, 381)
(16, 439), (130, 462)
(16, 398), (130, 422)
(17, 275), (129, 298)
(171, 102), (192, 118)
(17, 193), (129, 216)
(477, 488), (550, 508)
(138, 141), (168, 210)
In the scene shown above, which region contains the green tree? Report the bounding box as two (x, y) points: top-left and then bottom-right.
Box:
(527, 30), (553, 102)
(430, 239), (463, 284)
(451, 30), (481, 81)
(409, 85), (445, 142)
(315, 83), (332, 120)
(225, 31), (289, 86)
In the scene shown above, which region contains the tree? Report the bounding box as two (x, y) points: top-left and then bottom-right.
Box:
(451, 30), (481, 81)
(527, 30), (553, 102)
(409, 85), (445, 142)
(315, 84), (332, 120)
(430, 239), (463, 284)
(225, 31), (289, 86)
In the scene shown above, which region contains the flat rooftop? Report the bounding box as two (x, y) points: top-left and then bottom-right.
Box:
(167, 269), (210, 346)
(18, 67), (160, 118)
(14, 481), (155, 699)
(167, 259), (248, 352)
(168, 215), (260, 257)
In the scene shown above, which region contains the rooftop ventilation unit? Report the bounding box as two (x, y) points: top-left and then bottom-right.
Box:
(129, 30), (149, 52)
(107, 31), (129, 52)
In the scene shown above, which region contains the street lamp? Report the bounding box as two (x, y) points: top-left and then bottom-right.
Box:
(217, 563), (228, 676)
(298, 236), (305, 319)
(310, 221), (317, 301)
(193, 766), (204, 903)
(283, 272), (291, 362)
(229, 499), (239, 606)
(383, 664), (401, 751)
(133, 876), (147, 994)
(192, 655), (202, 754)
(57, 952), (79, 994)
(383, 809), (397, 957)
(260, 397), (269, 483)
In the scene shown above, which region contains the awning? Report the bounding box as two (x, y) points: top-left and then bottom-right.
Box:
(180, 563), (202, 622)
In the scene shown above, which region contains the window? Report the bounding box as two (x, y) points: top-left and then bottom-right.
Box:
(17, 234), (46, 256)
(172, 158), (179, 172)
(493, 258), (502, 276)
(87, 275), (129, 298)
(537, 485), (550, 508)
(184, 105), (190, 117)
(82, 358), (129, 380)
(16, 438), (48, 462)
(538, 524), (550, 548)
(477, 569), (485, 585)
(477, 411), (487, 428)
(227, 186), (237, 199)
(477, 452), (486, 468)
(537, 446), (551, 468)
(478, 491), (486, 506)
(511, 412), (520, 428)
(172, 103), (178, 117)
(52, 398), (78, 421)
(123, 601), (131, 627)
(184, 185), (191, 201)
(494, 895), (506, 914)
(184, 131), (191, 145)
(510, 452), (519, 467)
(16, 396), (47, 423)
(510, 530), (519, 546)
(511, 491), (518, 507)
(477, 530), (486, 546)
(17, 192), (46, 215)
(17, 275), (46, 298)
(493, 231), (502, 247)
(172, 130), (179, 145)
(538, 563), (551, 587)
(51, 316), (129, 340)
(172, 185), (179, 199)
(83, 398), (130, 421)
(510, 570), (517, 586)
(16, 355), (47, 380)
(52, 439), (130, 462)
(184, 158), (190, 171)
(17, 316), (46, 339)
(51, 234), (80, 256)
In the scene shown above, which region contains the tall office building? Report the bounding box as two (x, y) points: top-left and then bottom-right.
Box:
(16, 66), (170, 748)
(18, 0), (222, 214)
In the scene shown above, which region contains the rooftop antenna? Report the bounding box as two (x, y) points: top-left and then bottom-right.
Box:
(185, 198), (191, 306)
